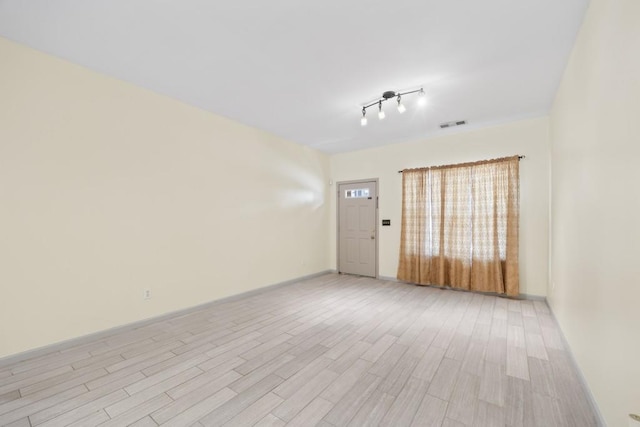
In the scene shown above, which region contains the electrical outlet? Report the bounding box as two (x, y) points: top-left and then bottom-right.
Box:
(144, 289), (151, 300)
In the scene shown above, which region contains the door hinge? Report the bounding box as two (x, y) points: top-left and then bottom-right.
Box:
(376, 196), (379, 208)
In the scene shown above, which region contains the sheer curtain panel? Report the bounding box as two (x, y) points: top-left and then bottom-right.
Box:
(397, 156), (520, 296)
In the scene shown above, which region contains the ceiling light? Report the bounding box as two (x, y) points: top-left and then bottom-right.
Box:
(397, 95), (406, 113)
(359, 87), (423, 124)
(417, 88), (427, 106)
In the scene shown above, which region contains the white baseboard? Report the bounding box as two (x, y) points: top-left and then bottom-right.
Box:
(546, 303), (607, 426)
(380, 274), (604, 424)
(0, 270), (607, 427)
(378, 275), (547, 301)
(0, 270), (333, 368)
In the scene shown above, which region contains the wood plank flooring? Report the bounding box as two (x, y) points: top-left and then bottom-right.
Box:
(0, 274), (600, 426)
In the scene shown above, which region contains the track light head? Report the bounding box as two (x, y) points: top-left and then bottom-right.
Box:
(361, 107), (367, 126)
(397, 95), (406, 113)
(378, 101), (385, 120)
(417, 88), (427, 106)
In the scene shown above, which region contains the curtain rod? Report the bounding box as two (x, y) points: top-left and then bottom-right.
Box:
(397, 155), (525, 173)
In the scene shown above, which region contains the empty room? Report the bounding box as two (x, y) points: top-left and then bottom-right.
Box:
(0, 0), (638, 426)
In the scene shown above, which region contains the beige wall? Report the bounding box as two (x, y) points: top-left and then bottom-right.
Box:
(549, 0), (640, 424)
(0, 38), (330, 359)
(329, 117), (550, 297)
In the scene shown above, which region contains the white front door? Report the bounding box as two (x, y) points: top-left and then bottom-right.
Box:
(338, 181), (377, 277)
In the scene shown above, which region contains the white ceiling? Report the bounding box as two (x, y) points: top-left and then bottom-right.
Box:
(0, 0), (590, 154)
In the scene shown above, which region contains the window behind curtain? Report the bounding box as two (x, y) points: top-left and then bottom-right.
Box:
(397, 156), (520, 296)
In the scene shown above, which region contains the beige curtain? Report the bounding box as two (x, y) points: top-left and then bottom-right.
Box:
(397, 156), (520, 296)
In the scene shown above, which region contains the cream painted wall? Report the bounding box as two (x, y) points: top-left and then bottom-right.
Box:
(549, 0), (640, 424)
(0, 38), (330, 359)
(329, 117), (550, 297)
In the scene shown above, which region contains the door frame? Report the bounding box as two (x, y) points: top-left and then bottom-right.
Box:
(336, 178), (379, 278)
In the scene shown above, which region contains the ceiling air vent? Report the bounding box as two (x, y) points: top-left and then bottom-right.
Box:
(440, 120), (467, 129)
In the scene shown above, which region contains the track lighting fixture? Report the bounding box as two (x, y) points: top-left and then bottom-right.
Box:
(360, 87), (424, 125)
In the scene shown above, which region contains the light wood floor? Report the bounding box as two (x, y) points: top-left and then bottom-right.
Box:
(0, 274), (599, 427)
